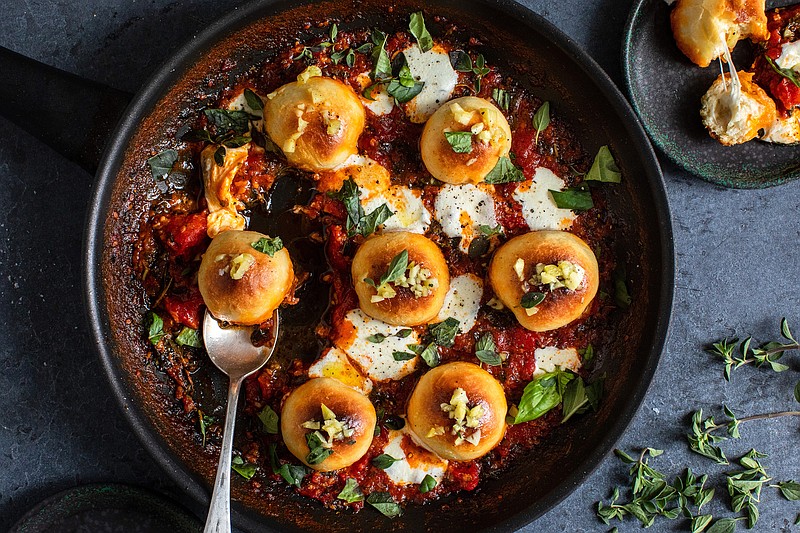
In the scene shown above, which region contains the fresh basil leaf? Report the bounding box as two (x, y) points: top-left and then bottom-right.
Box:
(396, 63), (415, 87)
(387, 78), (425, 103)
(419, 342), (440, 367)
(147, 149), (178, 181)
(396, 328), (413, 338)
(231, 455), (257, 480)
(213, 145), (226, 167)
(428, 317), (460, 347)
(360, 203), (394, 236)
(331, 48), (349, 65)
(475, 332), (502, 366)
(329, 23), (338, 42)
(393, 350), (416, 361)
(484, 156), (524, 184)
(776, 481), (800, 500)
(492, 88), (510, 111)
(521, 291), (545, 309)
(560, 377), (588, 423)
(176, 327), (202, 348)
(384, 414), (405, 430)
(267, 443), (308, 487)
(549, 184), (593, 211)
(371, 30), (392, 79)
(479, 224), (502, 236)
(146, 312), (165, 345)
(181, 128), (214, 143)
(381, 250), (409, 285)
(585, 376), (605, 411)
(221, 135), (251, 148)
(409, 12), (434, 53)
(305, 434), (333, 465)
(367, 492), (403, 518)
(533, 101), (550, 143)
(198, 412), (215, 447)
(251, 236), (284, 257)
(451, 50), (473, 72)
(204, 108), (252, 135)
(368, 333), (388, 343)
(372, 453), (400, 469)
(328, 177), (364, 235)
(514, 368), (575, 423)
(586, 145), (621, 183)
(766, 56), (800, 88)
(419, 474), (437, 493)
(444, 131), (473, 153)
(243, 88), (264, 112)
(338, 478), (364, 503)
(467, 236), (490, 259)
(355, 42), (373, 54)
(258, 405), (279, 434)
(580, 344), (594, 363)
(362, 81), (383, 101)
(613, 265), (632, 309)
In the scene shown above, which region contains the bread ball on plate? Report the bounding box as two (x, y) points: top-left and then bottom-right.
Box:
(406, 362), (507, 461)
(420, 96), (511, 185)
(281, 377), (376, 471)
(351, 231), (449, 326)
(198, 230), (293, 325)
(488, 230), (599, 332)
(263, 67), (365, 171)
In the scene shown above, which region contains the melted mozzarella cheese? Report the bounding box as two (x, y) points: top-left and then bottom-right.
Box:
(335, 309), (420, 381)
(434, 183), (498, 253)
(362, 185), (432, 234)
(403, 44), (458, 123)
(226, 89), (265, 131)
(533, 346), (581, 376)
(513, 167), (576, 231)
(382, 429), (448, 485)
(308, 347), (373, 394)
(762, 109), (800, 144)
(357, 72), (395, 116)
(435, 274), (483, 334)
(776, 40), (800, 72)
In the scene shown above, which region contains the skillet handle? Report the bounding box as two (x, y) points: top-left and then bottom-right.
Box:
(0, 46), (132, 175)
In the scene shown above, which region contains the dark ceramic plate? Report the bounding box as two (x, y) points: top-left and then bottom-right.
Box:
(8, 484), (201, 533)
(623, 0), (800, 188)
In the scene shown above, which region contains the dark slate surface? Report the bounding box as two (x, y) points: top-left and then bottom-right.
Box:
(1, 1), (798, 532)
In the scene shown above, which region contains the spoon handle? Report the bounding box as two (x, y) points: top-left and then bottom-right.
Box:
(203, 376), (243, 533)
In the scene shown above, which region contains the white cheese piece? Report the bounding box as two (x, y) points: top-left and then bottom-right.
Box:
(226, 89), (265, 132)
(761, 109), (800, 144)
(513, 167), (577, 231)
(357, 72), (395, 116)
(403, 44), (458, 123)
(776, 40), (800, 72)
(308, 347), (373, 394)
(362, 185), (432, 234)
(533, 346), (581, 376)
(382, 429), (448, 485)
(434, 183), (498, 253)
(335, 309), (419, 381)
(435, 274), (483, 334)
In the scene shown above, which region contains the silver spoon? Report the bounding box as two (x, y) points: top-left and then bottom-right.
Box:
(202, 309), (280, 533)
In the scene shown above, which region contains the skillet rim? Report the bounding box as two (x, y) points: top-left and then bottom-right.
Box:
(83, 0), (675, 530)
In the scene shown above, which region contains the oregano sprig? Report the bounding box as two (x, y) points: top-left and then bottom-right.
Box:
(708, 318), (797, 381)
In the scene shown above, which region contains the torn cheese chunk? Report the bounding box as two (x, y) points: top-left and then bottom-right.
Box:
(513, 167), (576, 231)
(776, 40), (800, 72)
(533, 346), (582, 376)
(761, 108), (800, 144)
(434, 183), (498, 253)
(435, 274), (483, 335)
(381, 429), (449, 485)
(200, 144), (249, 237)
(357, 72), (395, 116)
(403, 44), (458, 123)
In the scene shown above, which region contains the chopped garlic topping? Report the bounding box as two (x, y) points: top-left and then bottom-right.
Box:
(513, 258), (526, 281)
(370, 261), (438, 303)
(439, 387), (483, 446)
(297, 65), (322, 84)
(303, 403), (353, 449)
(530, 261), (585, 291)
(450, 102), (474, 125)
(427, 425), (446, 438)
(229, 253), (255, 280)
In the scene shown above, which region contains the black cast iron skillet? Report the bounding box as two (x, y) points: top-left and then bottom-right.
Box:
(0, 0), (674, 531)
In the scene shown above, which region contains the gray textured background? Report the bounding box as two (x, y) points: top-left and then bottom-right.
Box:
(1, 0), (798, 531)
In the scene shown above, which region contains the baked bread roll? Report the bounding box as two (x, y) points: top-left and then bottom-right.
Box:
(700, 71), (777, 146)
(281, 377), (376, 471)
(420, 97), (512, 185)
(197, 230), (293, 325)
(351, 232), (449, 326)
(263, 67), (365, 171)
(488, 231), (599, 332)
(406, 362), (507, 461)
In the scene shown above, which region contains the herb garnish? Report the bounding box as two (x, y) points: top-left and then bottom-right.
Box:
(145, 312), (165, 346)
(243, 88), (264, 113)
(549, 184), (593, 211)
(420, 474), (437, 493)
(520, 291), (546, 309)
(409, 12), (434, 53)
(337, 478), (365, 503)
(251, 236), (284, 257)
(231, 455), (257, 480)
(586, 145), (622, 183)
(364, 250), (409, 292)
(452, 51), (490, 92)
(513, 367), (601, 424)
(484, 156), (525, 184)
(198, 411), (216, 447)
(147, 149), (178, 181)
(612, 265), (631, 309)
(492, 88), (510, 111)
(765, 56), (800, 88)
(305, 431), (334, 465)
(774, 481), (800, 501)
(475, 332), (502, 366)
(428, 317), (460, 347)
(176, 327), (202, 348)
(203, 109), (253, 135)
(328, 177), (394, 236)
(368, 329), (413, 343)
(707, 318), (797, 381)
(372, 453), (400, 469)
(258, 405), (279, 434)
(386, 63), (425, 103)
(392, 350), (417, 361)
(532, 101), (550, 144)
(444, 130), (474, 153)
(479, 224), (503, 237)
(371, 30), (392, 79)
(267, 443), (309, 487)
(367, 492), (403, 518)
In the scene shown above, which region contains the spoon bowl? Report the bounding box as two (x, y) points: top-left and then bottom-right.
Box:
(202, 309), (280, 533)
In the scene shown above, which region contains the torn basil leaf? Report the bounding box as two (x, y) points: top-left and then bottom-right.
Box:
(479, 224), (503, 236)
(451, 50), (473, 72)
(521, 291), (546, 309)
(492, 88), (510, 111)
(369, 333), (388, 343)
(305, 432), (333, 465)
(198, 412), (215, 447)
(243, 88), (263, 112)
(328, 177), (364, 235)
(586, 145), (621, 183)
(428, 317), (460, 347)
(231, 455), (257, 480)
(484, 156), (524, 184)
(444, 131), (473, 153)
(372, 453), (400, 469)
(409, 12), (434, 53)
(467, 236), (490, 259)
(203, 108), (253, 135)
(146, 312), (165, 346)
(176, 327), (202, 348)
(475, 332), (502, 366)
(766, 56), (800, 88)
(420, 474), (437, 493)
(549, 184), (593, 211)
(419, 342), (440, 367)
(338, 478), (365, 503)
(514, 368), (575, 424)
(533, 101), (550, 143)
(213, 145), (226, 167)
(387, 78), (424, 103)
(147, 149), (178, 181)
(360, 203), (394, 236)
(393, 350), (416, 361)
(268, 443), (308, 487)
(251, 236), (283, 257)
(367, 492), (403, 518)
(258, 405), (279, 434)
(371, 30), (392, 79)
